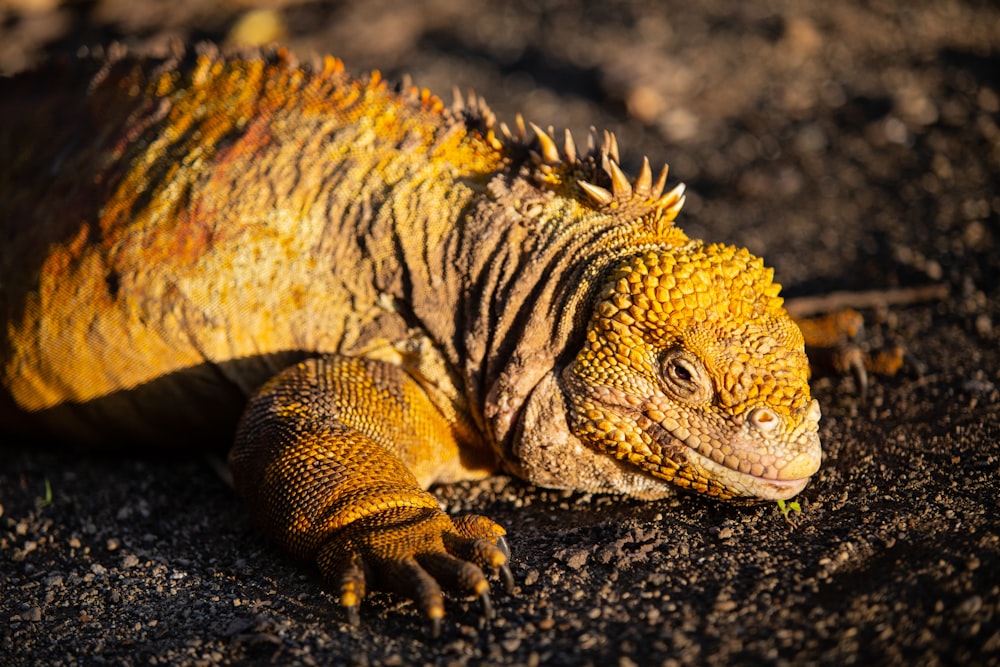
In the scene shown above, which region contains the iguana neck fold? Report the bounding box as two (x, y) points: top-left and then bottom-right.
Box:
(409, 159), (693, 463)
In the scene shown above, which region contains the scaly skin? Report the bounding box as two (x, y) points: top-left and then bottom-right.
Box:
(0, 46), (821, 624)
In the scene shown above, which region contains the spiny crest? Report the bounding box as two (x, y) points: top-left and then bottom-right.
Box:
(449, 85), (499, 136)
(498, 117), (686, 225)
(387, 76), (502, 143)
(393, 72), (685, 225)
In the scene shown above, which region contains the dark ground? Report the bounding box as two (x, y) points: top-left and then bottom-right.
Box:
(1, 1), (998, 665)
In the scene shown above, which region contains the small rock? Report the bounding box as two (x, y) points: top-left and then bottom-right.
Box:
(501, 637), (522, 652)
(958, 595), (983, 617)
(564, 549), (588, 570)
(714, 600), (738, 612)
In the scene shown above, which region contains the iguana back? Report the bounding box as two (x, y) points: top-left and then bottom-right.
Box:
(1, 48), (504, 446)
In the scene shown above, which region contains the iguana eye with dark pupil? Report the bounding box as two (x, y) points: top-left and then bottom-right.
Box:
(660, 353), (713, 404)
(663, 354), (699, 390)
(671, 361), (693, 383)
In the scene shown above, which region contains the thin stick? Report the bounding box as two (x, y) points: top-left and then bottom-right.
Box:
(785, 283), (949, 319)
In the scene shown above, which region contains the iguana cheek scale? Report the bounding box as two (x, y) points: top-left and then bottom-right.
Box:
(0, 46), (821, 625)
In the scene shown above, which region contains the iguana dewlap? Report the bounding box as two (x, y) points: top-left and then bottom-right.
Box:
(0, 46), (821, 624)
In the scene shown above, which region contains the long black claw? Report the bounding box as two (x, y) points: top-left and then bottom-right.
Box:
(430, 616), (442, 640)
(495, 535), (511, 560)
(499, 563), (515, 594)
(479, 590), (495, 621)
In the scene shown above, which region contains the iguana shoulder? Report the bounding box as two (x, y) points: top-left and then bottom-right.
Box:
(1, 46), (821, 626)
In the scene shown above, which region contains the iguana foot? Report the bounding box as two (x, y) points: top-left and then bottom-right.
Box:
(316, 506), (510, 634)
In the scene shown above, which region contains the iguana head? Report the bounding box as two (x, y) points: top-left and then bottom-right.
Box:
(496, 126), (820, 501)
(563, 242), (822, 501)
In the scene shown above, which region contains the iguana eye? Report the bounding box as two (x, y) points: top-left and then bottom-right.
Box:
(670, 359), (694, 383)
(661, 349), (712, 403)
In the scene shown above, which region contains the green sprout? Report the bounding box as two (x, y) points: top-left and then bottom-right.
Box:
(777, 499), (801, 525)
(36, 478), (53, 509)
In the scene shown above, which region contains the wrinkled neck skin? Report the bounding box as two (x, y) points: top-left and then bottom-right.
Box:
(414, 165), (689, 496)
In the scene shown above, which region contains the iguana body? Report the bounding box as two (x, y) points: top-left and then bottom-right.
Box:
(0, 47), (821, 623)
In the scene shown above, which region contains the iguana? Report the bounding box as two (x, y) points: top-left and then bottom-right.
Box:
(0, 45), (822, 629)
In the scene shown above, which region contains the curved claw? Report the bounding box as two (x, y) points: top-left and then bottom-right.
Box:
(479, 590), (495, 622)
(346, 603), (361, 628)
(492, 535), (515, 593)
(499, 562), (515, 594)
(826, 344), (868, 401)
(794, 308), (906, 400)
(495, 535), (511, 560)
(847, 347), (869, 402)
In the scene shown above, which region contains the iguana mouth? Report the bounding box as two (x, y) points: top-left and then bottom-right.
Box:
(646, 420), (821, 501)
(686, 449), (814, 500)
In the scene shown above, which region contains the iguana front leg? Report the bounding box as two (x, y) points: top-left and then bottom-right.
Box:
(228, 356), (511, 631)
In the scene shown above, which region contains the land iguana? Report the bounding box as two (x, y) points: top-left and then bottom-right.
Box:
(0, 45), (824, 629)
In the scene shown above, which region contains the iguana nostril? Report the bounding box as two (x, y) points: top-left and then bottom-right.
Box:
(748, 407), (779, 432)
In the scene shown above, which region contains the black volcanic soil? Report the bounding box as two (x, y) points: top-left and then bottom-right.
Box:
(1, 1), (998, 665)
